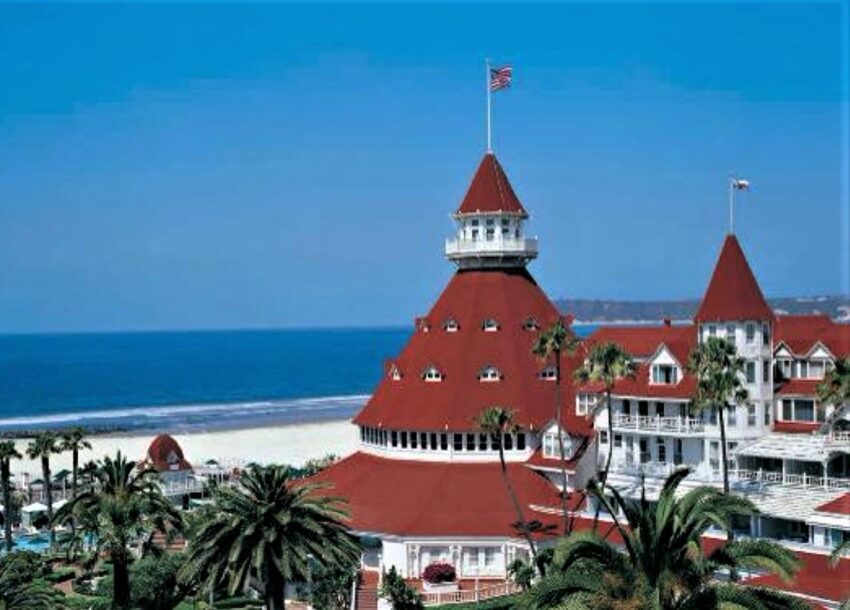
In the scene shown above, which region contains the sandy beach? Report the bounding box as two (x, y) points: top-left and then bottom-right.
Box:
(8, 419), (359, 479)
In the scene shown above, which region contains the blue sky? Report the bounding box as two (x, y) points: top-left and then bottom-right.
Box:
(0, 2), (847, 333)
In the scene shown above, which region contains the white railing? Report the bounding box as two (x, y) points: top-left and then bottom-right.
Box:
(829, 431), (850, 445)
(612, 413), (705, 434)
(732, 469), (850, 490)
(161, 478), (207, 496)
(421, 581), (521, 606)
(445, 237), (538, 257)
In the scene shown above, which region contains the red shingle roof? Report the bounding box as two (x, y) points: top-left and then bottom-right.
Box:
(816, 492), (850, 516)
(775, 314), (850, 359)
(456, 154), (527, 217)
(744, 550), (850, 604)
(775, 379), (822, 397)
(311, 452), (561, 537)
(694, 235), (773, 323)
(772, 421), (821, 434)
(354, 268), (591, 435)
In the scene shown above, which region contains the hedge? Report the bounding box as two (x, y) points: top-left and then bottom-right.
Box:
(429, 594), (522, 610)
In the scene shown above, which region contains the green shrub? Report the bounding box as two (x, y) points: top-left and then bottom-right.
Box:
(429, 594), (522, 610)
(44, 567), (76, 583)
(379, 566), (423, 610)
(213, 596), (264, 608)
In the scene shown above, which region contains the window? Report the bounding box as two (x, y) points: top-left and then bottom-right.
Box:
(411, 433), (418, 449)
(599, 430), (609, 445)
(490, 434), (499, 451)
(504, 434), (513, 450)
(523, 317), (539, 331)
(484, 547), (497, 568)
(728, 441), (739, 471)
(517, 433), (526, 451)
(639, 438), (650, 464)
(763, 360), (770, 385)
(625, 437), (634, 465)
(539, 366), (557, 381)
(638, 401), (649, 417)
(651, 364), (679, 384)
(746, 361), (756, 384)
(673, 439), (683, 465)
(764, 404), (771, 426)
(727, 407), (737, 427)
(710, 441), (720, 472)
(544, 432), (568, 458)
(430, 433), (437, 450)
(400, 431), (408, 448)
(762, 323), (770, 344)
(423, 365), (443, 382)
(810, 360), (825, 379)
(614, 434), (622, 448)
(798, 360), (809, 378)
(482, 318), (500, 332)
(479, 365), (502, 382)
(391, 431), (398, 447)
(389, 364), (402, 381)
(466, 434), (476, 451)
(576, 393), (595, 416)
(782, 400), (793, 420)
(657, 438), (667, 463)
(444, 318), (459, 332)
(453, 433), (463, 451)
(486, 228), (495, 241)
(795, 400), (815, 422)
(479, 433), (488, 451)
(709, 325), (717, 337)
(655, 402), (664, 417)
(746, 323), (755, 343)
(623, 399), (631, 413)
(440, 433), (448, 450)
(779, 359), (793, 379)
(747, 404), (756, 426)
(420, 432), (428, 449)
(726, 325), (736, 340)
(471, 229), (479, 239)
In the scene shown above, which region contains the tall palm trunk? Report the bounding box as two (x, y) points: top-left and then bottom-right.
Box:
(602, 388), (615, 485)
(497, 435), (538, 562)
(717, 405), (730, 495)
(2, 460), (12, 552)
(70, 448), (79, 536)
(265, 570), (286, 610)
(41, 455), (54, 547)
(113, 550), (131, 610)
(554, 352), (571, 535)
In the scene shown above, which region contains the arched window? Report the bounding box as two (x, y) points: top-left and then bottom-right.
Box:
(479, 365), (502, 382)
(523, 317), (539, 331)
(538, 365), (557, 381)
(482, 318), (500, 332)
(422, 365), (443, 382)
(443, 318), (460, 333)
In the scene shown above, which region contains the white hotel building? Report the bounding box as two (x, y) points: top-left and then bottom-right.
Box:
(313, 153), (850, 607)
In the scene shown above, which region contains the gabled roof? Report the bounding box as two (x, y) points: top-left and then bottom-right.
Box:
(354, 268), (590, 434)
(775, 379), (821, 397)
(815, 492), (850, 516)
(310, 452), (562, 537)
(455, 153), (528, 217)
(142, 434), (192, 473)
(694, 235), (773, 322)
(775, 314), (850, 359)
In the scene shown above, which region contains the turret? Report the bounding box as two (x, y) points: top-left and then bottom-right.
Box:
(445, 153), (538, 269)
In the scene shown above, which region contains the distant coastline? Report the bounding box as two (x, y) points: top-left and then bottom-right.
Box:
(557, 294), (850, 324)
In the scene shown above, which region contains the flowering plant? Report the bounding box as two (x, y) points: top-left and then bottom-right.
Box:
(422, 562), (456, 584)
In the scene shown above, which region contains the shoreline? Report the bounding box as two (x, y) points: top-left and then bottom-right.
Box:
(7, 417), (358, 479)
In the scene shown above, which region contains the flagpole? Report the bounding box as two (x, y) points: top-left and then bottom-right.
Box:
(729, 176), (735, 235)
(486, 59), (492, 153)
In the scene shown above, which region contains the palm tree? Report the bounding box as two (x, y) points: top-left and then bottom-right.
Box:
(0, 550), (62, 610)
(475, 406), (539, 563)
(525, 468), (808, 610)
(0, 441), (22, 553)
(831, 538), (850, 566)
(25, 433), (59, 547)
(687, 337), (748, 495)
(818, 357), (850, 433)
(573, 342), (636, 487)
(54, 451), (182, 610)
(59, 428), (91, 502)
(533, 319), (580, 535)
(179, 464), (359, 610)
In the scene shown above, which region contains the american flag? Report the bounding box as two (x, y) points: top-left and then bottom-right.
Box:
(490, 66), (512, 91)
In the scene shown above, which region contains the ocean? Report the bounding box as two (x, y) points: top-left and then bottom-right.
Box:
(0, 325), (597, 434)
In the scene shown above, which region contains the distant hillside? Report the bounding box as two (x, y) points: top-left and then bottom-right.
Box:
(556, 295), (850, 324)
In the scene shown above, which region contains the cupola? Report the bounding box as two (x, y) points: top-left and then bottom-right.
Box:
(445, 154), (538, 269)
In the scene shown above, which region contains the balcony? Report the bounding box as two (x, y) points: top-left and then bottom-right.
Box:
(445, 236), (538, 260)
(612, 413), (705, 434)
(734, 468), (850, 491)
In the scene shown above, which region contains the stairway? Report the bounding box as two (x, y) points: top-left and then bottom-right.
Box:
(355, 570), (379, 610)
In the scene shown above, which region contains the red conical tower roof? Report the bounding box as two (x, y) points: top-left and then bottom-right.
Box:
(455, 153), (527, 217)
(694, 234), (773, 322)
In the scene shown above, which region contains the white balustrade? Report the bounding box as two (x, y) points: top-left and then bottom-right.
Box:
(421, 581), (521, 606)
(445, 237), (538, 257)
(612, 413), (705, 434)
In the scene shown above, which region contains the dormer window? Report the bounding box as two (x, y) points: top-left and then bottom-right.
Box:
(651, 364), (678, 385)
(422, 365), (443, 382)
(482, 318), (500, 332)
(416, 317), (431, 333)
(538, 365), (557, 381)
(522, 317), (539, 332)
(479, 365), (502, 382)
(388, 364), (402, 381)
(443, 318), (460, 333)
